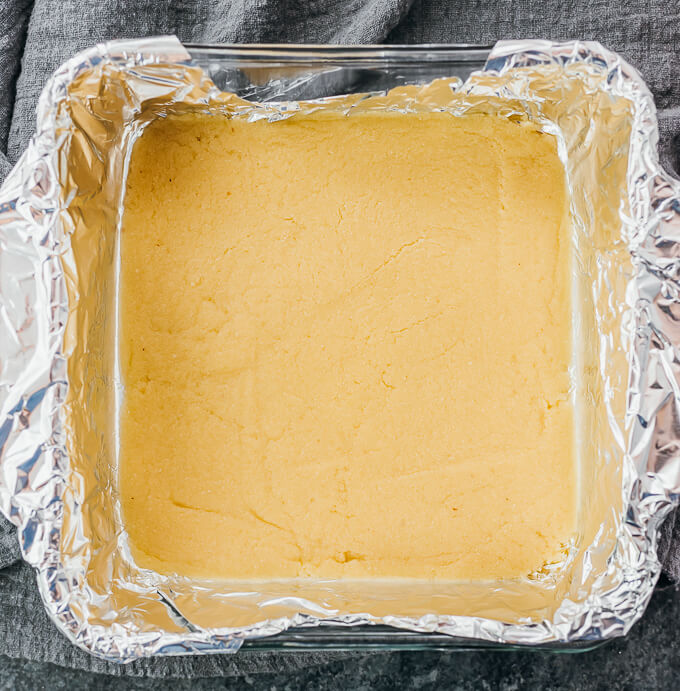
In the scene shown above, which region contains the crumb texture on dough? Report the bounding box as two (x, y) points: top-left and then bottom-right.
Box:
(120, 110), (576, 580)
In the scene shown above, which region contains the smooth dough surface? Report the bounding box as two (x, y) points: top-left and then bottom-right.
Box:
(120, 108), (576, 580)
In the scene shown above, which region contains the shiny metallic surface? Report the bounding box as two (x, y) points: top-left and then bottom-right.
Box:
(0, 37), (679, 661)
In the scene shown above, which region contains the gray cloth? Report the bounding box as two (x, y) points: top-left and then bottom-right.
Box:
(0, 0), (679, 678)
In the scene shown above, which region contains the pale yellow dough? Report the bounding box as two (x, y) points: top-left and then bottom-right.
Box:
(120, 108), (576, 580)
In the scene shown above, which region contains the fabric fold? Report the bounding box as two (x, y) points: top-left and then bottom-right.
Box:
(0, 518), (19, 570)
(0, 0), (33, 155)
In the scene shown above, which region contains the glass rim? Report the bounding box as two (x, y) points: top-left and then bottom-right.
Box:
(184, 42), (493, 64)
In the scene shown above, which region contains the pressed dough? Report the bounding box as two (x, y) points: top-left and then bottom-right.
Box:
(120, 107), (576, 580)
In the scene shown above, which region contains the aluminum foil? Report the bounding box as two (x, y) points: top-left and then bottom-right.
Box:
(1, 36), (680, 661)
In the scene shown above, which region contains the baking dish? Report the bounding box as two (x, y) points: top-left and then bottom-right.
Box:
(0, 38), (679, 660)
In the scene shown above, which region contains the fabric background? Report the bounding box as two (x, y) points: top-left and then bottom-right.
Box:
(0, 0), (679, 678)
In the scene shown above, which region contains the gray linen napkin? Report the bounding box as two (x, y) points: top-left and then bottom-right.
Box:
(0, 0), (679, 678)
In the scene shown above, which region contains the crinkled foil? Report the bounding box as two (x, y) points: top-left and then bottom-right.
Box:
(1, 36), (680, 661)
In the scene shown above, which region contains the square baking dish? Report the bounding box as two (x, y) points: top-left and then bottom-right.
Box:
(0, 38), (679, 661)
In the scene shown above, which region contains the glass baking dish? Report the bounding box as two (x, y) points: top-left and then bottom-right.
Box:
(1, 38), (679, 661)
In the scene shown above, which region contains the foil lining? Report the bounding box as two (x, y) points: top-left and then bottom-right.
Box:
(1, 36), (680, 661)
